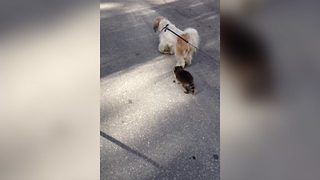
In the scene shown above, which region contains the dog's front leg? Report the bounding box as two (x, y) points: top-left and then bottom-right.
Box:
(158, 41), (168, 54)
(175, 56), (186, 68)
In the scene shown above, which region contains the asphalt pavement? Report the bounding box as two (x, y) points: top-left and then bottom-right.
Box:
(100, 0), (220, 179)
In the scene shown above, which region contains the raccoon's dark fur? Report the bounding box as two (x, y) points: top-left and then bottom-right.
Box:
(173, 66), (195, 94)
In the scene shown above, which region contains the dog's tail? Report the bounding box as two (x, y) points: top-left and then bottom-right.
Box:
(184, 28), (200, 52)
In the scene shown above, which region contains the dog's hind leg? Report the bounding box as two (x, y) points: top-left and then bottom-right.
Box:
(185, 56), (192, 66)
(185, 49), (193, 65)
(168, 45), (174, 55)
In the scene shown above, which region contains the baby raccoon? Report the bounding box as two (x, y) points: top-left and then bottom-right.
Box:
(173, 66), (195, 94)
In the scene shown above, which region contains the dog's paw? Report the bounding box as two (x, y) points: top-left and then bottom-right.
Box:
(176, 60), (186, 68)
(158, 49), (166, 54)
(159, 50), (172, 55)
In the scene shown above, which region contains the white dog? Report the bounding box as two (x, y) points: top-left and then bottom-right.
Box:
(153, 16), (200, 67)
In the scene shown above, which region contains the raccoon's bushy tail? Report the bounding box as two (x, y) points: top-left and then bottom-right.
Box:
(184, 28), (200, 52)
(189, 81), (195, 94)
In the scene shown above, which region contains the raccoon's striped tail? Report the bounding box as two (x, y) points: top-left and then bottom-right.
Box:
(189, 82), (195, 95)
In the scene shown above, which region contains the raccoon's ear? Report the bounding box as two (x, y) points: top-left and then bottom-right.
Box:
(153, 16), (163, 32)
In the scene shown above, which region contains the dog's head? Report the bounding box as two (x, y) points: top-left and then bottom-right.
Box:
(153, 16), (164, 32)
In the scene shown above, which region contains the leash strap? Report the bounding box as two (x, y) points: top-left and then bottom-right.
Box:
(160, 24), (169, 32)
(164, 25), (190, 45)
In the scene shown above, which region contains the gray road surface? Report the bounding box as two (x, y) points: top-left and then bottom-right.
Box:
(100, 0), (220, 179)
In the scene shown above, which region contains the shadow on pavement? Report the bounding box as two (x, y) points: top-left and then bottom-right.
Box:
(100, 131), (163, 169)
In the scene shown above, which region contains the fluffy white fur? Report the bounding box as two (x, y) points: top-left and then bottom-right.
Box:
(153, 16), (200, 67)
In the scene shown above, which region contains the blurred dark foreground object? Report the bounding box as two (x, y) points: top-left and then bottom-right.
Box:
(221, 15), (273, 100)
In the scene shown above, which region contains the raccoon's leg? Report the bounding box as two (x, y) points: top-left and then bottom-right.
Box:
(182, 83), (190, 94)
(173, 79), (181, 84)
